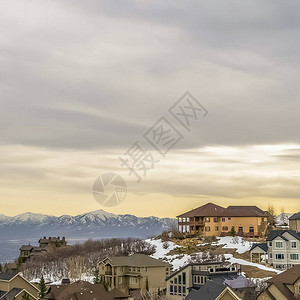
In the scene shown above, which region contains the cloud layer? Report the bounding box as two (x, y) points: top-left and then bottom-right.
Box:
(0, 0), (300, 216)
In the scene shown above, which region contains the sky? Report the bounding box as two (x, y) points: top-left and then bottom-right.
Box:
(0, 0), (300, 217)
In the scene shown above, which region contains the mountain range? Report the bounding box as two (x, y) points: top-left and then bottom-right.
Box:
(0, 210), (176, 240)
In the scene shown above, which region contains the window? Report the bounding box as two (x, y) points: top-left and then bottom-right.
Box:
(228, 218), (231, 220)
(214, 217), (219, 222)
(174, 286), (177, 294)
(275, 265), (284, 269)
(269, 241), (272, 247)
(238, 227), (243, 232)
(291, 241), (297, 248)
(183, 287), (186, 295)
(144, 267), (147, 272)
(290, 253), (299, 260)
(262, 218), (265, 222)
(215, 226), (219, 231)
(249, 227), (254, 233)
(174, 278), (177, 284)
(133, 267), (136, 272)
(269, 253), (273, 259)
(222, 226), (228, 231)
(275, 253), (284, 260)
(275, 241), (283, 249)
(170, 285), (173, 295)
(183, 272), (186, 285)
(130, 277), (138, 284)
(205, 217), (210, 223)
(222, 218), (225, 222)
(178, 286), (181, 295)
(137, 268), (140, 272)
(205, 226), (210, 232)
(178, 275), (182, 284)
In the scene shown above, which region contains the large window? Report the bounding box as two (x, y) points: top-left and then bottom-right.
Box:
(291, 241), (297, 248)
(275, 253), (284, 260)
(290, 253), (299, 260)
(275, 241), (283, 249)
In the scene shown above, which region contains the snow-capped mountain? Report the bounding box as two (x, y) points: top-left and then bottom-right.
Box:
(0, 210), (176, 239)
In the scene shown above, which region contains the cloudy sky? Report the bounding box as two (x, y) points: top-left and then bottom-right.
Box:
(1, 0), (300, 217)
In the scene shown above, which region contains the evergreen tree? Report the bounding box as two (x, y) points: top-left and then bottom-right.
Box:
(231, 226), (236, 237)
(22, 292), (30, 300)
(93, 268), (100, 284)
(38, 275), (47, 299)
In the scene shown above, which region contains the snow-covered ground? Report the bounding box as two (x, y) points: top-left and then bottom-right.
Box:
(212, 236), (252, 254)
(147, 238), (281, 276)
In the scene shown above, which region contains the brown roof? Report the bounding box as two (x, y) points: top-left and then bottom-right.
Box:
(267, 265), (300, 285)
(177, 203), (267, 218)
(46, 281), (127, 300)
(177, 203), (225, 218)
(266, 265), (300, 300)
(19, 245), (34, 251)
(104, 254), (171, 267)
(221, 206), (266, 217)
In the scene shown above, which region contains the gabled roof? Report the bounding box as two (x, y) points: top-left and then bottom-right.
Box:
(185, 281), (226, 300)
(177, 203), (225, 218)
(103, 254), (171, 267)
(250, 243), (268, 252)
(289, 212), (300, 220)
(221, 206), (266, 217)
(177, 203), (267, 218)
(267, 230), (300, 241)
(267, 265), (300, 285)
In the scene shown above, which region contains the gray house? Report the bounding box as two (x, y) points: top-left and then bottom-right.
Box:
(250, 230), (300, 269)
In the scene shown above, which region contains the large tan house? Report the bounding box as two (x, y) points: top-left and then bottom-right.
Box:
(177, 203), (270, 237)
(0, 272), (39, 299)
(289, 212), (300, 232)
(257, 265), (300, 300)
(99, 254), (172, 294)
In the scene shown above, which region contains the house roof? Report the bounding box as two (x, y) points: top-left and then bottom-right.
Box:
(185, 281), (226, 300)
(46, 281), (127, 300)
(0, 273), (16, 281)
(19, 245), (34, 251)
(177, 203), (225, 218)
(267, 265), (300, 285)
(104, 254), (171, 267)
(177, 203), (267, 218)
(250, 243), (268, 252)
(266, 230), (300, 241)
(289, 212), (300, 220)
(0, 288), (23, 300)
(224, 275), (255, 289)
(221, 206), (266, 217)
